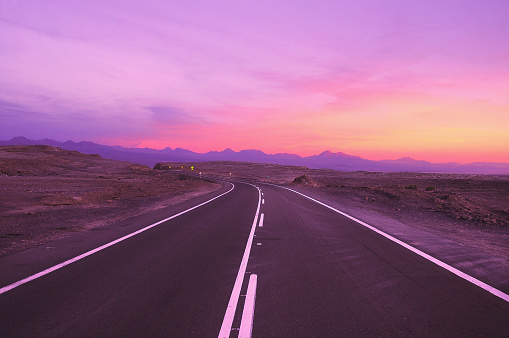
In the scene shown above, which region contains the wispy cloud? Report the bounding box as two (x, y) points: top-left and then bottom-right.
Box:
(145, 105), (205, 126)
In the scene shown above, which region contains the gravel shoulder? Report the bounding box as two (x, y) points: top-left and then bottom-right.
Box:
(289, 183), (509, 264)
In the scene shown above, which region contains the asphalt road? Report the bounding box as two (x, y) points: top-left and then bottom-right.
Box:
(1, 181), (508, 337)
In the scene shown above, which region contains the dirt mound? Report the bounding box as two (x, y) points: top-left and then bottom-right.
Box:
(0, 145), (110, 176)
(293, 175), (318, 187)
(125, 163), (152, 172)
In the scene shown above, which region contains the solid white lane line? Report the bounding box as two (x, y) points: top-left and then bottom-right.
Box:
(218, 185), (261, 338)
(258, 213), (264, 227)
(0, 184), (236, 296)
(272, 184), (509, 303)
(238, 274), (258, 338)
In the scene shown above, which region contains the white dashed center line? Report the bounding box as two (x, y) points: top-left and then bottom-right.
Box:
(258, 213), (264, 227)
(218, 185), (261, 337)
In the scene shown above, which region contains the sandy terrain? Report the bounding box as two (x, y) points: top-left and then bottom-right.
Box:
(164, 161), (509, 262)
(0, 146), (221, 255)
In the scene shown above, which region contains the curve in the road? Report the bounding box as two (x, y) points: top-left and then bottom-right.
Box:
(0, 183), (235, 296)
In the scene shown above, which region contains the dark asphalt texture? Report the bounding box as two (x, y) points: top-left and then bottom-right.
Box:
(1, 181), (508, 337)
(250, 184), (509, 337)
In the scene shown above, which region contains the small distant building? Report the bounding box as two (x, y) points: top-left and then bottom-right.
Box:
(153, 163), (172, 170)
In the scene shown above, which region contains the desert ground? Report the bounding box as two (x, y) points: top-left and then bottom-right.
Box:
(0, 146), (221, 255)
(2, 148), (508, 264)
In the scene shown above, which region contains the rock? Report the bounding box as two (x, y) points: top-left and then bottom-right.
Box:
(292, 175), (318, 187)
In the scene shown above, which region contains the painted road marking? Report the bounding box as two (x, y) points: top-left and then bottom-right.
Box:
(262, 199), (265, 205)
(270, 184), (509, 303)
(218, 185), (261, 337)
(238, 274), (258, 338)
(258, 213), (264, 227)
(0, 184), (236, 296)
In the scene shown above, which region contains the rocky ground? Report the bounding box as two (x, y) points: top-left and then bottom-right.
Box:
(165, 161), (509, 262)
(0, 146), (221, 255)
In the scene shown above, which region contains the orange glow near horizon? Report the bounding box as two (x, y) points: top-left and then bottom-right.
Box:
(90, 55), (509, 165)
(103, 98), (509, 164)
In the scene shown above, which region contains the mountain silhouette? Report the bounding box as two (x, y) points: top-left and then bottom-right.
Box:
(1, 137), (508, 174)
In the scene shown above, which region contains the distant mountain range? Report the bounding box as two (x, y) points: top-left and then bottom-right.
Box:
(2, 136), (508, 174)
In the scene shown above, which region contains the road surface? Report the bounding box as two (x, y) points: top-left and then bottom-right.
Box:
(1, 180), (508, 337)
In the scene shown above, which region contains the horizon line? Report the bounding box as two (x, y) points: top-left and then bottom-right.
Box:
(2, 136), (509, 166)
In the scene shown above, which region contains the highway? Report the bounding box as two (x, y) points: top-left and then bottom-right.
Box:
(1, 180), (509, 337)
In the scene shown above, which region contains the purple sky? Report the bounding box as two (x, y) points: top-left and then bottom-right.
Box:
(1, 0), (509, 162)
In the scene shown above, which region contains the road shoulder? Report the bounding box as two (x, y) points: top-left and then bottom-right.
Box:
(281, 184), (509, 294)
(0, 182), (230, 289)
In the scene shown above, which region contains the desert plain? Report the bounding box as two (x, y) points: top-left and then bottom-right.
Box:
(1, 146), (508, 264)
(0, 145), (220, 255)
